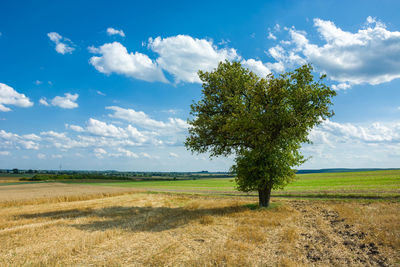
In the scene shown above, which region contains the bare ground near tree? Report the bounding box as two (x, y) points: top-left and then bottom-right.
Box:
(0, 187), (399, 266)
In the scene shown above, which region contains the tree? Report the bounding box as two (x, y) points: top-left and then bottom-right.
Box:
(185, 61), (336, 207)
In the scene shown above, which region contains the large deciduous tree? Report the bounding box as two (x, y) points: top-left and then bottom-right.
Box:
(185, 61), (336, 207)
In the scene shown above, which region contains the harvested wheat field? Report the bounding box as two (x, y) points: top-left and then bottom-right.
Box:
(0, 189), (399, 267)
(0, 182), (142, 206)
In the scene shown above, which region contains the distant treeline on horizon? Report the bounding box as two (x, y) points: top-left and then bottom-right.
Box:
(1, 167), (399, 177)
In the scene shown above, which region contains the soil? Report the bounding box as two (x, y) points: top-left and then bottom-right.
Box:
(292, 201), (389, 266)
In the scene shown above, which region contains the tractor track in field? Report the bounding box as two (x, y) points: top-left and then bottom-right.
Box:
(291, 201), (389, 266)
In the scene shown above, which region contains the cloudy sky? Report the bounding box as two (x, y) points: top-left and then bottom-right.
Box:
(0, 0), (399, 171)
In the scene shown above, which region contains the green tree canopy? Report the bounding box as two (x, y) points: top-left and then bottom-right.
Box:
(185, 61), (336, 207)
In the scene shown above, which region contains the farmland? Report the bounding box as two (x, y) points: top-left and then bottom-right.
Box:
(0, 170), (399, 266)
(84, 170), (400, 199)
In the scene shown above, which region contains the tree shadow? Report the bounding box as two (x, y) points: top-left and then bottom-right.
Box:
(17, 204), (248, 232)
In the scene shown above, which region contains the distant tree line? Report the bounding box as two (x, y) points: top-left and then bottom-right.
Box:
(19, 172), (234, 181)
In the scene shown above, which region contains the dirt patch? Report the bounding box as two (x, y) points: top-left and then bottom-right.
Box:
(292, 201), (390, 266)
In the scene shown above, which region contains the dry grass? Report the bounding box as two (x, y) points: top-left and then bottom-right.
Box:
(0, 187), (399, 266)
(0, 182), (142, 207)
(0, 177), (21, 183)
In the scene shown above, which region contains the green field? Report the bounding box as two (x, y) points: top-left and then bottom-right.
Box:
(83, 170), (400, 199)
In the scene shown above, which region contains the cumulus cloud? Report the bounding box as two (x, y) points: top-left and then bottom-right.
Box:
(86, 118), (128, 138)
(303, 119), (400, 168)
(316, 120), (400, 143)
(65, 124), (84, 132)
(148, 35), (238, 83)
(89, 42), (167, 82)
(22, 134), (41, 141)
(241, 59), (271, 77)
(107, 27), (125, 37)
(117, 147), (139, 158)
(91, 33), (317, 83)
(94, 148), (106, 154)
(272, 17), (400, 85)
(89, 21), (400, 86)
(0, 83), (33, 112)
(40, 93), (79, 109)
(64, 118), (149, 145)
(331, 83), (351, 90)
(0, 130), (39, 150)
(106, 105), (188, 131)
(47, 32), (75, 54)
(52, 93), (78, 109)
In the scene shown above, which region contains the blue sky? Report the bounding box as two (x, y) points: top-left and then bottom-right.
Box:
(1, 0), (399, 171)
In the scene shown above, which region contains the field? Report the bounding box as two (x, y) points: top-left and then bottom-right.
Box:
(84, 170), (400, 199)
(0, 170), (399, 266)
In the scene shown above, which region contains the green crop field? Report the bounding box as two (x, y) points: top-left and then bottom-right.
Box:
(83, 170), (400, 199)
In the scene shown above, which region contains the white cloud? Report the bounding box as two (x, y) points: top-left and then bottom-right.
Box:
(267, 32), (277, 40)
(96, 90), (106, 96)
(316, 120), (400, 143)
(303, 119), (400, 168)
(94, 147), (107, 159)
(40, 131), (68, 140)
(86, 118), (128, 138)
(65, 124), (84, 132)
(331, 82), (351, 90)
(241, 58), (285, 78)
(310, 120), (400, 147)
(89, 42), (167, 82)
(65, 118), (149, 144)
(106, 105), (188, 131)
(125, 125), (148, 143)
(117, 148), (139, 158)
(41, 93), (78, 109)
(22, 134), (41, 141)
(0, 151), (10, 156)
(35, 80), (42, 85)
(94, 148), (107, 154)
(51, 93), (78, 109)
(241, 59), (271, 77)
(51, 154), (63, 159)
(47, 32), (75, 54)
(90, 34), (301, 83)
(0, 83), (33, 112)
(39, 98), (49, 106)
(275, 17), (400, 86)
(148, 35), (238, 83)
(107, 27), (125, 37)
(169, 152), (179, 158)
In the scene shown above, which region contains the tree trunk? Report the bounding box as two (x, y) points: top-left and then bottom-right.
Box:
(258, 186), (272, 207)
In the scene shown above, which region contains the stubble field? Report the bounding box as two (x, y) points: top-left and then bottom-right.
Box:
(0, 177), (399, 266)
